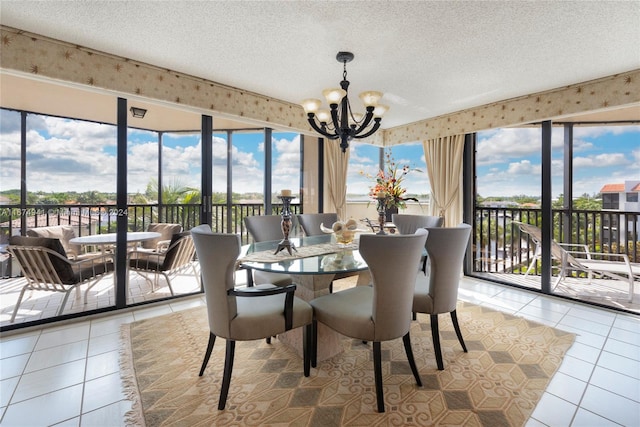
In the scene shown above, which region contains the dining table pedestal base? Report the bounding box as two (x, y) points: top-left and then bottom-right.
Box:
(278, 273), (344, 362)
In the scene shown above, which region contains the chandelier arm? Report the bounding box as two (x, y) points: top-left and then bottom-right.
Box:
(353, 119), (382, 139)
(352, 109), (375, 136)
(306, 115), (334, 139)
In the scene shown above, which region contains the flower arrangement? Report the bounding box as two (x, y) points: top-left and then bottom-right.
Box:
(361, 149), (418, 210)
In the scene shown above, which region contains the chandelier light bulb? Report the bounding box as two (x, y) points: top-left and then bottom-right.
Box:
(322, 88), (347, 105)
(316, 109), (331, 124)
(301, 98), (322, 114)
(359, 91), (383, 107)
(373, 104), (389, 118)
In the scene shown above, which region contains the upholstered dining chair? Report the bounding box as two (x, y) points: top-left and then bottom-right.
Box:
(296, 213), (339, 236)
(392, 213), (444, 274)
(310, 229), (428, 413)
(243, 215), (292, 287)
(391, 214), (443, 234)
(191, 224), (313, 410)
(413, 223), (471, 370)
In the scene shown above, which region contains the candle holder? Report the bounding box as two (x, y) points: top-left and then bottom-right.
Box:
(275, 195), (297, 255)
(376, 197), (388, 235)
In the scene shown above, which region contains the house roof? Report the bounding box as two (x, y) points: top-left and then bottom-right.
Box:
(600, 184), (626, 193)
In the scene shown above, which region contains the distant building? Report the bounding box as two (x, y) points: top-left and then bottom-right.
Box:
(599, 180), (640, 248)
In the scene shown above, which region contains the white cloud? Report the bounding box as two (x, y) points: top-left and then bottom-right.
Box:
(506, 160), (540, 175)
(573, 153), (630, 168)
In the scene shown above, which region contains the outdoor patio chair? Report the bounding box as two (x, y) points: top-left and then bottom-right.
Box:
(138, 223), (183, 253)
(128, 231), (199, 296)
(7, 236), (114, 322)
(27, 225), (95, 260)
(513, 221), (639, 302)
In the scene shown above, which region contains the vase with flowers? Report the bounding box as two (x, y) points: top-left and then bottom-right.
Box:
(361, 150), (419, 232)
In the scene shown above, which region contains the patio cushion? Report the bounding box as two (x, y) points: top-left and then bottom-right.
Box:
(27, 225), (80, 258)
(9, 235), (75, 284)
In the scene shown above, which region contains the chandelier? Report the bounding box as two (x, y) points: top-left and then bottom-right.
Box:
(301, 52), (388, 153)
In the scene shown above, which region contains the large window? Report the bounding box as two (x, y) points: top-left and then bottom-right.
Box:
(473, 123), (640, 312)
(346, 142), (428, 203)
(272, 132), (301, 204)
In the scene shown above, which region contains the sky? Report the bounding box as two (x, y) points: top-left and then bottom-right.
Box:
(0, 109), (638, 200)
(476, 125), (640, 198)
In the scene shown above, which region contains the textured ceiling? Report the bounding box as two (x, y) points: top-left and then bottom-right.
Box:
(1, 1), (639, 129)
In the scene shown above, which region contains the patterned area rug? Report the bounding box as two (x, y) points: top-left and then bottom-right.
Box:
(120, 301), (574, 426)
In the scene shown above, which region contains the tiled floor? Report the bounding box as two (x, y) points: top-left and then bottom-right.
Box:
(1, 276), (639, 426)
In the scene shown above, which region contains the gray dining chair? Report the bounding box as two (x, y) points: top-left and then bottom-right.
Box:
(296, 213), (339, 236)
(243, 215), (292, 287)
(392, 213), (444, 274)
(413, 223), (471, 370)
(310, 229), (428, 413)
(191, 224), (313, 410)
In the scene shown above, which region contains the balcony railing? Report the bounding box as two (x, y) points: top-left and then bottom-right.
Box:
(0, 202), (301, 248)
(473, 207), (640, 275)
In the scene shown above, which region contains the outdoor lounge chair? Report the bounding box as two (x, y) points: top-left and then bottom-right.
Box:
(128, 231), (199, 296)
(138, 223), (183, 253)
(7, 236), (114, 322)
(512, 221), (639, 302)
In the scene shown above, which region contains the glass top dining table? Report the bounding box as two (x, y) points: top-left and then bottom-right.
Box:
(239, 234), (368, 276)
(239, 233), (370, 362)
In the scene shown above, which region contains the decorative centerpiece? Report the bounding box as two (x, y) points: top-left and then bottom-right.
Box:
(320, 218), (365, 245)
(275, 189), (297, 255)
(361, 150), (420, 228)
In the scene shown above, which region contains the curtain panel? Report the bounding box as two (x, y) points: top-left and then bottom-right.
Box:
(325, 141), (350, 220)
(423, 134), (465, 227)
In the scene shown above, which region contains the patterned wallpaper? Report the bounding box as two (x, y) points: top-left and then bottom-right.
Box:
(0, 26), (309, 132)
(1, 26), (638, 147)
(384, 69), (640, 144)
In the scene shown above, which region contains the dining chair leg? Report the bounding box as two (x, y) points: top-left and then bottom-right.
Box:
(402, 332), (422, 386)
(303, 324), (311, 376)
(218, 340), (236, 410)
(430, 314), (444, 370)
(199, 332), (216, 376)
(372, 341), (385, 413)
(450, 310), (468, 352)
(311, 319), (318, 368)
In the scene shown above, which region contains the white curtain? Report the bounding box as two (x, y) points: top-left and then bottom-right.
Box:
(325, 141), (350, 219)
(423, 134), (465, 226)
